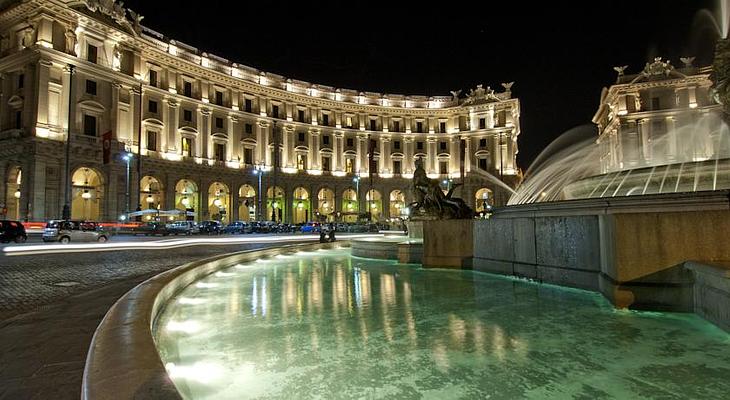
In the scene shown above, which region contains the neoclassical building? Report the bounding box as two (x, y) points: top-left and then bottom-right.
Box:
(559, 57), (725, 200)
(0, 0), (521, 224)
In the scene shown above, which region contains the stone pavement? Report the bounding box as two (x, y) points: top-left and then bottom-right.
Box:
(0, 242), (271, 400)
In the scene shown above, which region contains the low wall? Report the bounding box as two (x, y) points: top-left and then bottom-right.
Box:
(474, 191), (730, 315)
(686, 261), (730, 332)
(423, 220), (473, 269)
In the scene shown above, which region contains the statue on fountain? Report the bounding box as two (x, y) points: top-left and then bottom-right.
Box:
(408, 157), (473, 220)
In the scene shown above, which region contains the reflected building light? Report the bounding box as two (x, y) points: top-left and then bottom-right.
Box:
(473, 320), (486, 356)
(492, 325), (506, 361)
(251, 277), (258, 316)
(448, 314), (467, 346)
(178, 297), (206, 305)
(261, 276), (267, 317)
(166, 320), (201, 333)
(432, 342), (450, 371)
(165, 361), (223, 384)
(353, 268), (362, 308)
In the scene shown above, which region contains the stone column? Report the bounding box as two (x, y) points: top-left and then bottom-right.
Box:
(356, 135), (365, 173)
(638, 119), (649, 164)
(227, 115), (237, 161)
(310, 128), (320, 170)
(403, 137), (413, 174)
(666, 116), (677, 162)
(166, 99), (178, 152)
(449, 137), (458, 174)
(334, 131), (344, 172)
(256, 120), (268, 164)
(379, 136), (389, 173)
(61, 65), (74, 135)
(464, 136), (471, 173)
(198, 108), (211, 159)
(35, 59), (52, 130)
(110, 83), (121, 140)
(231, 185), (240, 221)
(281, 124), (290, 168)
(427, 137), (437, 174)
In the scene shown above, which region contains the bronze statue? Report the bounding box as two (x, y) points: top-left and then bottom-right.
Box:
(408, 157), (473, 219)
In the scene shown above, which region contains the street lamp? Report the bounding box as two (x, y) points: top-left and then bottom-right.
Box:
(253, 162), (264, 221)
(122, 152), (133, 216)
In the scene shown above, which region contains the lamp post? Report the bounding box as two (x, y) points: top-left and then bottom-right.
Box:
(253, 162), (264, 221)
(62, 64), (75, 220)
(123, 152), (133, 217)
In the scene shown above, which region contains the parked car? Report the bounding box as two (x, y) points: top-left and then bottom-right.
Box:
(0, 220), (27, 243)
(166, 221), (198, 235)
(222, 221), (252, 234)
(133, 221), (170, 236)
(43, 220), (108, 243)
(300, 222), (321, 233)
(198, 220), (223, 234)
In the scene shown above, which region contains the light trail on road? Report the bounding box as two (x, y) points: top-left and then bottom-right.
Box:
(2, 234), (384, 257)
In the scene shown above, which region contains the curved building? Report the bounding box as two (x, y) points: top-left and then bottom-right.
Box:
(0, 0), (521, 223)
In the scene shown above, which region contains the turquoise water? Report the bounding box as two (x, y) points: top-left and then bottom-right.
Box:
(154, 249), (730, 399)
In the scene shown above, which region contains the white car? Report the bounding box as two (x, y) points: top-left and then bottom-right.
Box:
(42, 220), (108, 243)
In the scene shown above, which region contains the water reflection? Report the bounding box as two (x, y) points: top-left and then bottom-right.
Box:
(156, 250), (730, 399)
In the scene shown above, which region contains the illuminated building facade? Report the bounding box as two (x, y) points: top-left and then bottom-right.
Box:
(0, 0), (521, 223)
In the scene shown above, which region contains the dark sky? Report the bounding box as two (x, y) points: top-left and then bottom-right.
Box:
(123, 0), (721, 169)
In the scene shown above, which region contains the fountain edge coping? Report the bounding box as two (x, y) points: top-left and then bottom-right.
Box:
(81, 241), (348, 400)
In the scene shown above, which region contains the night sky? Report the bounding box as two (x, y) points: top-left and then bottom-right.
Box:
(122, 0), (721, 170)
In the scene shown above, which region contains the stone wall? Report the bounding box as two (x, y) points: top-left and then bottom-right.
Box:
(473, 215), (601, 290)
(423, 220), (473, 269)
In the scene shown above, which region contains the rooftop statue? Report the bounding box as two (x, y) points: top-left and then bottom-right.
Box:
(408, 157), (473, 220)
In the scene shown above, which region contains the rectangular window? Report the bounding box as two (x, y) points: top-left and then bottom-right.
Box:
(183, 109), (192, 122)
(440, 122), (446, 133)
(651, 97), (660, 110)
(87, 44), (98, 63)
(479, 138), (487, 148)
(245, 123), (253, 134)
(369, 119), (377, 131)
(346, 116), (353, 128)
(183, 81), (193, 97)
(479, 118), (486, 129)
(298, 109), (305, 122)
(393, 120), (400, 132)
(298, 132), (305, 142)
(83, 115), (97, 136)
(15, 110), (22, 129)
(322, 157), (331, 172)
(18, 74), (24, 89)
(394, 140), (401, 150)
(323, 135), (330, 146)
(147, 130), (157, 151)
(297, 154), (306, 170)
(215, 90), (223, 106)
(346, 138), (354, 147)
(215, 117), (224, 129)
(322, 114), (329, 126)
(149, 70), (158, 87)
(272, 105), (279, 119)
(244, 148), (253, 164)
(416, 121), (423, 133)
(148, 100), (157, 113)
(417, 141), (424, 151)
(393, 160), (402, 175)
(245, 98), (253, 113)
(214, 143), (225, 161)
(85, 79), (97, 95)
(478, 158), (488, 171)
(345, 158), (353, 173)
(439, 161), (448, 174)
(182, 137), (192, 156)
(440, 141), (447, 151)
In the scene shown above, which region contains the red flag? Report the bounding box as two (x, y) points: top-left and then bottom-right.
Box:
(102, 130), (112, 164)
